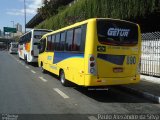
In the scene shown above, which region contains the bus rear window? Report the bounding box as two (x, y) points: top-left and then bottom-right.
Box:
(97, 20), (138, 46)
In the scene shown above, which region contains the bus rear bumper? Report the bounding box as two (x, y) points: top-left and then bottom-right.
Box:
(84, 75), (140, 86)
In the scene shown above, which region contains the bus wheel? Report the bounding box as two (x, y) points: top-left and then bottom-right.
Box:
(19, 56), (21, 60)
(41, 63), (46, 73)
(25, 56), (28, 64)
(60, 70), (70, 87)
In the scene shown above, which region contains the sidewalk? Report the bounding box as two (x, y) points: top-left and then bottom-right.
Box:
(120, 75), (160, 103)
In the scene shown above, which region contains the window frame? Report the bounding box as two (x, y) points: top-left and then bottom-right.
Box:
(46, 35), (52, 51)
(46, 23), (87, 53)
(39, 38), (47, 53)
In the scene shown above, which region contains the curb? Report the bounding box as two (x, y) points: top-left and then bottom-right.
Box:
(118, 86), (160, 104)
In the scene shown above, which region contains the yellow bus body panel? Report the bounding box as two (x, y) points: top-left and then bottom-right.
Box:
(38, 18), (141, 87)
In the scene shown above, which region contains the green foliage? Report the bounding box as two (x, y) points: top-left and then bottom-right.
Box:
(36, 0), (159, 30)
(13, 36), (20, 42)
(38, 0), (74, 19)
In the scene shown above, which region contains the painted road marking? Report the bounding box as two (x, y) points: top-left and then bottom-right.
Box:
(53, 88), (69, 99)
(39, 77), (47, 82)
(25, 66), (30, 69)
(88, 116), (98, 120)
(31, 70), (36, 74)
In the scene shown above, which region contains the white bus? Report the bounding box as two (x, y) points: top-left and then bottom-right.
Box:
(9, 42), (18, 54)
(18, 29), (52, 63)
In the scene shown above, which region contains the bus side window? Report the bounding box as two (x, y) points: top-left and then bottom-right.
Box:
(26, 32), (31, 43)
(66, 29), (73, 51)
(47, 35), (52, 51)
(55, 33), (60, 51)
(40, 38), (46, 53)
(51, 35), (55, 51)
(60, 32), (66, 51)
(73, 27), (82, 51)
(81, 24), (87, 52)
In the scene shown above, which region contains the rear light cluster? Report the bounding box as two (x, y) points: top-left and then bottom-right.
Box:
(88, 55), (97, 75)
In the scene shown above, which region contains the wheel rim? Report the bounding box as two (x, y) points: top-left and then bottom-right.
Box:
(60, 72), (65, 84)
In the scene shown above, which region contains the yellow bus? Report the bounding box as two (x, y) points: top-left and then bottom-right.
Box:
(38, 18), (141, 87)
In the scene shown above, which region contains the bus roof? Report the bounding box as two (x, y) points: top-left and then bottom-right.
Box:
(41, 18), (138, 39)
(20, 29), (52, 38)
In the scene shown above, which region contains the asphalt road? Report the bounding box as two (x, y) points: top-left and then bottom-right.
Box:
(0, 51), (160, 119)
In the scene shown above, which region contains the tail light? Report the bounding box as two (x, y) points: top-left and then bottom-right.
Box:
(88, 55), (97, 75)
(31, 50), (34, 56)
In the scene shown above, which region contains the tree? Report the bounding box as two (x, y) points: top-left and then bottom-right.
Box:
(38, 0), (74, 19)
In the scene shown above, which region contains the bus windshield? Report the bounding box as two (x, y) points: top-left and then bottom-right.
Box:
(34, 30), (51, 40)
(97, 19), (138, 46)
(12, 44), (18, 48)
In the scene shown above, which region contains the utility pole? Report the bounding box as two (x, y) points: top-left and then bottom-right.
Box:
(11, 21), (15, 38)
(11, 21), (14, 28)
(24, 0), (26, 33)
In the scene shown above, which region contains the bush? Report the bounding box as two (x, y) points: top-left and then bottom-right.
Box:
(36, 0), (159, 30)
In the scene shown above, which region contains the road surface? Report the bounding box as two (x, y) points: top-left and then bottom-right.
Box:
(0, 51), (160, 119)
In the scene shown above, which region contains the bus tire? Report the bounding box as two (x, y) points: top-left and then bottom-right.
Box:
(25, 55), (28, 64)
(60, 70), (70, 87)
(19, 56), (21, 60)
(41, 63), (46, 73)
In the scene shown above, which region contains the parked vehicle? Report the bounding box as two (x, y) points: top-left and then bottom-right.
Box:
(38, 18), (141, 87)
(9, 42), (18, 54)
(18, 29), (52, 63)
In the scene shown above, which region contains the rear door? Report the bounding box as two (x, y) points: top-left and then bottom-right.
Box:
(96, 19), (139, 78)
(33, 30), (51, 57)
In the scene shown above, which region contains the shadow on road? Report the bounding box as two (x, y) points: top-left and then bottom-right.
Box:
(29, 62), (39, 67)
(74, 86), (154, 104)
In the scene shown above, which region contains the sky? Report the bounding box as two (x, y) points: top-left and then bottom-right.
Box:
(0, 0), (43, 32)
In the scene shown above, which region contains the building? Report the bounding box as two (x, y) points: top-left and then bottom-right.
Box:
(0, 29), (4, 37)
(15, 23), (22, 32)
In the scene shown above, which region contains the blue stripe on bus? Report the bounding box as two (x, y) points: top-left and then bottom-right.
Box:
(53, 52), (84, 64)
(97, 54), (125, 65)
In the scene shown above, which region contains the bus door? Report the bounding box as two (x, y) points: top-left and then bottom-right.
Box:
(33, 43), (39, 57)
(39, 38), (48, 69)
(46, 35), (56, 73)
(33, 35), (42, 57)
(96, 19), (139, 78)
(33, 30), (50, 57)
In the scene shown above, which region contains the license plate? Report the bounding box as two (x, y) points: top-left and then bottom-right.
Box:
(113, 67), (123, 73)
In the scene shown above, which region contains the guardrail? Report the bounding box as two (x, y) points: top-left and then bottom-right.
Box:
(141, 32), (160, 77)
